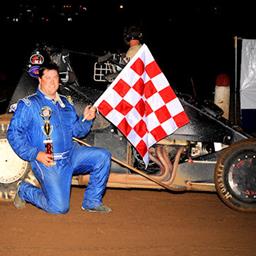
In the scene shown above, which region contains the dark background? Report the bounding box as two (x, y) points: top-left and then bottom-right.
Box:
(0, 0), (255, 109)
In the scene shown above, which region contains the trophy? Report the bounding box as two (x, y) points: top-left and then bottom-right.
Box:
(40, 106), (55, 166)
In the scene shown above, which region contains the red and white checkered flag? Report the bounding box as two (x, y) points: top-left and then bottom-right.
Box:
(94, 44), (189, 166)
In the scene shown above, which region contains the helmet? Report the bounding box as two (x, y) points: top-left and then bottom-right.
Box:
(123, 26), (143, 44)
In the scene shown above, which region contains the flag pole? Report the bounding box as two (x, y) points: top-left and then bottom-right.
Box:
(234, 36), (242, 125)
(234, 36), (238, 125)
(72, 137), (175, 191)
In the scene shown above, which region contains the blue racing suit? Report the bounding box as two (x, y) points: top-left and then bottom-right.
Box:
(7, 89), (111, 214)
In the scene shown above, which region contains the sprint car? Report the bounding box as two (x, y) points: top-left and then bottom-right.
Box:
(0, 45), (256, 212)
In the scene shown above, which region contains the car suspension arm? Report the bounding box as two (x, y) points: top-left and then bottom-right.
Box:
(73, 137), (176, 191)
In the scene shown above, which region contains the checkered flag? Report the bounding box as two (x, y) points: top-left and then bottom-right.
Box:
(94, 44), (189, 166)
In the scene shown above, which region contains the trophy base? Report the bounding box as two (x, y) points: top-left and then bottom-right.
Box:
(49, 161), (56, 166)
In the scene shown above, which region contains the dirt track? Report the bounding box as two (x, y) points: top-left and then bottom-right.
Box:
(1, 187), (256, 256)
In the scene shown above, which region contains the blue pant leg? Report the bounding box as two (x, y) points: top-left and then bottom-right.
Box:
(19, 160), (73, 214)
(71, 143), (111, 209)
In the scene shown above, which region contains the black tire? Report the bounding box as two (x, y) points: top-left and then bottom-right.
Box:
(214, 138), (256, 212)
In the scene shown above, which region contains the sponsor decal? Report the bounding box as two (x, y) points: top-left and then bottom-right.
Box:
(216, 164), (232, 200)
(28, 65), (40, 78)
(30, 53), (44, 65)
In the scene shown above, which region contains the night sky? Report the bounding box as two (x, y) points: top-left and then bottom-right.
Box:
(0, 0), (255, 102)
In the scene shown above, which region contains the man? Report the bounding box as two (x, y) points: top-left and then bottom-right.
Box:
(124, 25), (143, 61)
(7, 63), (112, 214)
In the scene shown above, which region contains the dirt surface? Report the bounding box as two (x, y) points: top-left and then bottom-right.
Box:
(1, 187), (256, 256)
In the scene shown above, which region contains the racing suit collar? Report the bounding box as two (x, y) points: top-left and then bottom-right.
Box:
(37, 89), (66, 108)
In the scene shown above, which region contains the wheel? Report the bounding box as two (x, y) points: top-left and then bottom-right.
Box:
(0, 115), (38, 201)
(214, 138), (256, 212)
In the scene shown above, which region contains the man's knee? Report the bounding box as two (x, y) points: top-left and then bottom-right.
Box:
(47, 200), (70, 214)
(91, 148), (111, 175)
(96, 148), (112, 164)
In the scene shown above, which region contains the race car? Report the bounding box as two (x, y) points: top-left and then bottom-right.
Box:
(1, 44), (255, 213)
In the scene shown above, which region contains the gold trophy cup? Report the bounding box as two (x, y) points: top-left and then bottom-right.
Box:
(40, 106), (55, 166)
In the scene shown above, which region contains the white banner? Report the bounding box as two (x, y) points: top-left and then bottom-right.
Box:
(240, 39), (256, 109)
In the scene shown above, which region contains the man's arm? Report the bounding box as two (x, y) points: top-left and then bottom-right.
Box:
(7, 101), (39, 162)
(70, 104), (96, 138)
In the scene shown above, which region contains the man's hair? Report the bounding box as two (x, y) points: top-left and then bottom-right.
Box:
(38, 63), (59, 78)
(123, 25), (143, 44)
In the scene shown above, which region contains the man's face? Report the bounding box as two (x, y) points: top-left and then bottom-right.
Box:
(39, 69), (59, 98)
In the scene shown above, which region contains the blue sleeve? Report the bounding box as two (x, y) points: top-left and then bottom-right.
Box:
(7, 101), (39, 162)
(69, 104), (93, 138)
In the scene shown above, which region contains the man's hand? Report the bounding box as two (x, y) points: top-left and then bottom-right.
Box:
(36, 152), (54, 167)
(83, 105), (96, 121)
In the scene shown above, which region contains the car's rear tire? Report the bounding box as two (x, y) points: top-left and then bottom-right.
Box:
(214, 138), (256, 212)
